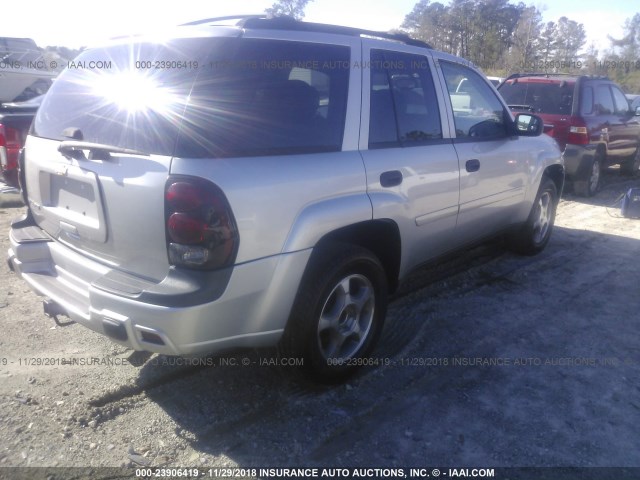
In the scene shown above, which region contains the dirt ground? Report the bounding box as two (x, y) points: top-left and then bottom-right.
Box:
(0, 170), (639, 479)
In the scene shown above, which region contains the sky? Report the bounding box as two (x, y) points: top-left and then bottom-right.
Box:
(0, 0), (637, 56)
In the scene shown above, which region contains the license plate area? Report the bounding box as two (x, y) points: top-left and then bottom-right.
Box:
(37, 165), (107, 243)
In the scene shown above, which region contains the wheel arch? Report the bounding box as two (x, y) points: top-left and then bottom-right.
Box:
(314, 220), (402, 293)
(543, 163), (565, 197)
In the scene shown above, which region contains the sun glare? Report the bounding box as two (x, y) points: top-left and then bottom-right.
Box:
(93, 69), (174, 113)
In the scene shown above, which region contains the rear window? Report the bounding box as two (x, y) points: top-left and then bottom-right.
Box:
(33, 37), (350, 158)
(498, 80), (574, 115)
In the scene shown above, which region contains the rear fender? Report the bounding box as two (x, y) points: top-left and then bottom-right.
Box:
(282, 194), (373, 253)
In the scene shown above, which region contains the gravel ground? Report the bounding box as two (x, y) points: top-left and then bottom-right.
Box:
(0, 170), (639, 479)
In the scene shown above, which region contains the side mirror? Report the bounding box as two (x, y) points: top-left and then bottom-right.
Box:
(514, 113), (543, 136)
(635, 106), (640, 116)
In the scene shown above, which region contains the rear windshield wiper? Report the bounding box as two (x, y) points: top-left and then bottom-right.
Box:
(58, 141), (150, 161)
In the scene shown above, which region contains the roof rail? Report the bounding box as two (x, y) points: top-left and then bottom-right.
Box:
(242, 16), (432, 48)
(181, 15), (432, 49)
(504, 72), (610, 82)
(180, 15), (267, 27)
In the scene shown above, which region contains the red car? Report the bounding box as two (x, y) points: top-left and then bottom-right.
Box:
(0, 96), (42, 189)
(499, 74), (640, 196)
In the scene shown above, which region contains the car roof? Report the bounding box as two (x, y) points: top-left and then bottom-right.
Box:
(238, 16), (433, 49)
(107, 15), (434, 50)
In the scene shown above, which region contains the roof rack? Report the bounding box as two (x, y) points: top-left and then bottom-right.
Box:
(181, 15), (432, 49)
(180, 15), (267, 26)
(504, 72), (610, 82)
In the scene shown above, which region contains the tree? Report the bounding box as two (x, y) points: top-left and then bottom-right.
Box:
(582, 43), (600, 76)
(553, 17), (586, 65)
(505, 6), (543, 71)
(609, 13), (640, 64)
(538, 21), (557, 65)
(607, 14), (640, 93)
(402, 0), (431, 32)
(265, 0), (313, 20)
(401, 1), (452, 52)
(400, 0), (585, 74)
(463, 0), (523, 69)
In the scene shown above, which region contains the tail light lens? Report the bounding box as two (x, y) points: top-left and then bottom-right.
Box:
(165, 176), (239, 270)
(0, 124), (21, 171)
(567, 118), (589, 145)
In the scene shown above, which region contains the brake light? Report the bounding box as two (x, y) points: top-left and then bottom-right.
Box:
(167, 213), (206, 244)
(0, 124), (21, 171)
(165, 176), (239, 270)
(567, 118), (589, 145)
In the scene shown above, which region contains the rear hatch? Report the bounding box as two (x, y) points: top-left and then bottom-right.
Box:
(499, 78), (575, 150)
(26, 33), (239, 281)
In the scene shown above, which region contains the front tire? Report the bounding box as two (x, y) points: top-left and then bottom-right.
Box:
(281, 244), (388, 383)
(509, 177), (558, 256)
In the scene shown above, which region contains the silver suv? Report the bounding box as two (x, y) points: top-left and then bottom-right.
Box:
(7, 16), (563, 381)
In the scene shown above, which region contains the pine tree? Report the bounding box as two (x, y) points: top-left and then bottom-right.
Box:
(265, 0), (314, 20)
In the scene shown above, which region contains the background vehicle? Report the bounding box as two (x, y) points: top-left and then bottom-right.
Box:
(0, 95), (43, 188)
(487, 75), (504, 87)
(627, 93), (640, 112)
(499, 73), (640, 196)
(0, 37), (56, 103)
(7, 16), (563, 381)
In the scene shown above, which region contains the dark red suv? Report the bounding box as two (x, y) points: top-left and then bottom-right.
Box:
(498, 74), (640, 196)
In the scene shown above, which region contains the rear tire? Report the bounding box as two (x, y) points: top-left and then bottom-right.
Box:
(509, 177), (558, 256)
(620, 147), (640, 177)
(280, 244), (388, 383)
(573, 154), (602, 197)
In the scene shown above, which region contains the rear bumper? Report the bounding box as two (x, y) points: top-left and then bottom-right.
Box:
(8, 222), (311, 356)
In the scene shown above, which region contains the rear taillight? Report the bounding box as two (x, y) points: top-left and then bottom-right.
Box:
(0, 124), (21, 171)
(567, 118), (589, 145)
(165, 176), (239, 270)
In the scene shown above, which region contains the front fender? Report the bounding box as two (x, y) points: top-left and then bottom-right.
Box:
(525, 135), (564, 206)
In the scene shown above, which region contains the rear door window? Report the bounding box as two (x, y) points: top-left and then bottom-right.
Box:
(368, 49), (442, 148)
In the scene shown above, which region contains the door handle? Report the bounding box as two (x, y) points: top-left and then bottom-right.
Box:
(380, 170), (403, 187)
(466, 159), (481, 172)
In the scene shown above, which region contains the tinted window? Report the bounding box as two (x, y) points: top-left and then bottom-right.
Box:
(178, 39), (350, 157)
(594, 85), (614, 115)
(368, 50), (442, 148)
(611, 86), (630, 115)
(33, 38), (350, 158)
(498, 80), (574, 115)
(441, 62), (506, 139)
